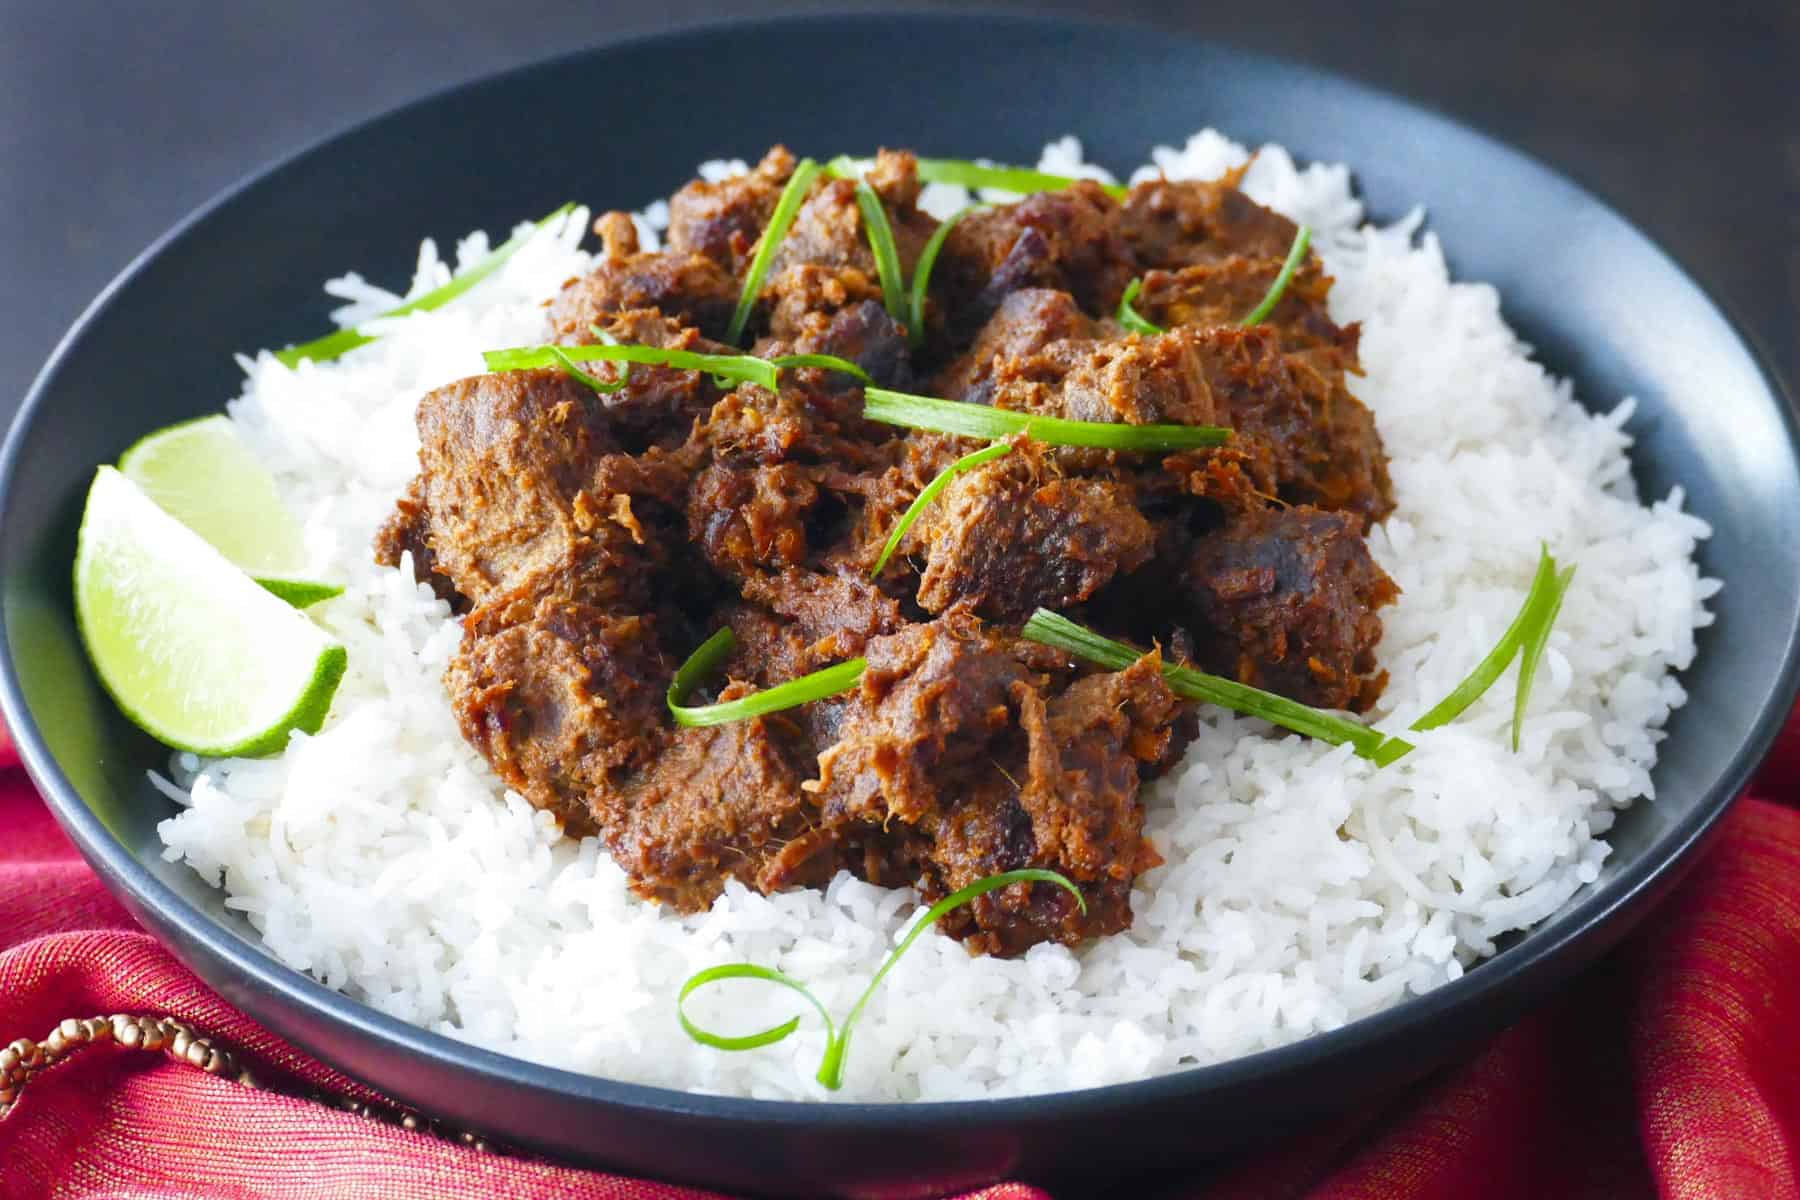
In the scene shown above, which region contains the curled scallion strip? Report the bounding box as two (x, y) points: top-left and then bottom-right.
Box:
(915, 158), (1127, 200)
(1409, 548), (1558, 733)
(1116, 278), (1164, 336)
(548, 346), (628, 394)
(1512, 562), (1577, 750)
(727, 157), (823, 346)
(678, 868), (1085, 1089)
(863, 388), (1229, 450)
(667, 627), (865, 728)
(870, 442), (1013, 578)
(853, 180), (909, 329)
(275, 203), (575, 366)
(1239, 224), (1314, 326)
(768, 353), (873, 383)
(485, 342), (781, 392)
(1020, 609), (1413, 766)
(908, 205), (980, 349)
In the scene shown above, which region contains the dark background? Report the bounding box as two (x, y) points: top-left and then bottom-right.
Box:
(2, 0), (1794, 424)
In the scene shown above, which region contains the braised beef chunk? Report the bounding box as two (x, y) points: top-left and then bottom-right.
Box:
(920, 650), (1178, 955)
(666, 146), (796, 268)
(1122, 176), (1300, 270)
(1185, 506), (1398, 711)
(547, 212), (740, 343)
(913, 449), (1155, 623)
(937, 182), (1136, 328)
(373, 476), (466, 611)
(448, 601), (674, 836)
(376, 146), (1400, 957)
(937, 288), (1096, 402)
(600, 713), (825, 910)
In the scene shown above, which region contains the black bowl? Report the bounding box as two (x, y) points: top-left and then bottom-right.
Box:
(3, 13), (1796, 1197)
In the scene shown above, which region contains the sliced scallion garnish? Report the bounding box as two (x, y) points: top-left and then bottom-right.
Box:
(667, 627), (865, 728)
(863, 388), (1229, 450)
(485, 342), (781, 392)
(1116, 277), (1164, 336)
(275, 203), (575, 367)
(1511, 562), (1577, 750)
(870, 442), (1013, 578)
(768, 353), (873, 383)
(727, 157), (823, 346)
(853, 180), (909, 330)
(548, 345), (627, 394)
(1409, 548), (1557, 733)
(1403, 544), (1576, 751)
(915, 158), (1127, 200)
(1240, 224), (1314, 327)
(1020, 609), (1413, 766)
(678, 868), (1085, 1089)
(907, 204), (980, 349)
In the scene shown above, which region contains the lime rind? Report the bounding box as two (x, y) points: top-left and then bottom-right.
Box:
(74, 466), (347, 758)
(118, 414), (341, 606)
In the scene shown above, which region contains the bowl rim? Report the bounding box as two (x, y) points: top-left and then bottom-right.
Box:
(4, 7), (1797, 1131)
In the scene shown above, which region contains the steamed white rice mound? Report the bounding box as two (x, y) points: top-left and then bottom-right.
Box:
(156, 130), (1716, 1101)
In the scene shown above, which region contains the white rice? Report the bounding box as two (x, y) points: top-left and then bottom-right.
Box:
(156, 130), (1717, 1102)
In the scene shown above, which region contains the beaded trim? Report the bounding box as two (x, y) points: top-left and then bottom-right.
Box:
(0, 1013), (492, 1151)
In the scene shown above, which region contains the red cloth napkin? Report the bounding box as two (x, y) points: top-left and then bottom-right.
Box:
(3, 714), (1798, 1200)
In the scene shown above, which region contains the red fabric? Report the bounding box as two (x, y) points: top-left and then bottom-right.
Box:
(4, 715), (1799, 1199)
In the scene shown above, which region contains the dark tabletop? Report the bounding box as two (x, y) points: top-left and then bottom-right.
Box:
(3, 0), (1793, 426)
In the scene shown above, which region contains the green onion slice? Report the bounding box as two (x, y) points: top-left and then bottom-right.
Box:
(727, 158), (823, 346)
(667, 627), (866, 728)
(915, 158), (1127, 200)
(815, 869), (1084, 1089)
(768, 353), (873, 383)
(275, 203), (575, 367)
(871, 442), (1013, 578)
(854, 180), (909, 328)
(908, 205), (981, 349)
(1020, 609), (1413, 766)
(485, 342), (781, 392)
(1512, 563), (1577, 750)
(863, 388), (1229, 451)
(1409, 548), (1558, 733)
(678, 964), (830, 1052)
(1116, 278), (1165, 336)
(1240, 224), (1314, 327)
(677, 868), (1084, 1089)
(548, 346), (628, 394)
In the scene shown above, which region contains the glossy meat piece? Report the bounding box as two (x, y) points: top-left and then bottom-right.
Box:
(599, 709), (828, 910)
(924, 652), (1177, 955)
(758, 151), (936, 344)
(978, 326), (1217, 428)
(665, 146), (796, 268)
(406, 368), (670, 608)
(810, 617), (1038, 829)
(687, 461), (820, 579)
(1190, 325), (1393, 522)
(913, 449), (1156, 623)
(546, 211), (739, 342)
(756, 298), (915, 391)
(697, 378), (894, 469)
(1184, 505), (1398, 711)
(372, 475), (466, 611)
(935, 182), (1136, 330)
(935, 288), (1096, 402)
(1122, 175), (1300, 270)
(447, 599), (674, 836)
(739, 568), (904, 661)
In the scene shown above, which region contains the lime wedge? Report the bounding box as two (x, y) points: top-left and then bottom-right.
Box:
(118, 415), (341, 606)
(74, 466), (347, 757)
